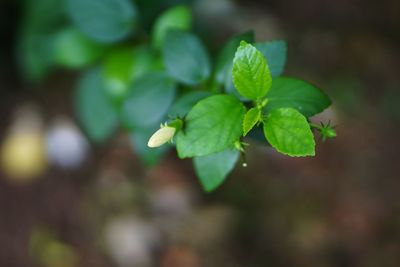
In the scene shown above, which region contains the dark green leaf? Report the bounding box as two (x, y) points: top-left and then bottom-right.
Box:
(18, 33), (55, 81)
(265, 77), (332, 117)
(163, 30), (211, 85)
(243, 107), (261, 136)
(168, 91), (212, 118)
(232, 41), (272, 100)
(255, 40), (287, 77)
(121, 72), (176, 130)
(75, 69), (118, 142)
(66, 0), (137, 43)
(152, 5), (192, 49)
(194, 149), (239, 192)
(176, 95), (246, 158)
(263, 108), (315, 157)
(22, 0), (65, 32)
(18, 0), (66, 80)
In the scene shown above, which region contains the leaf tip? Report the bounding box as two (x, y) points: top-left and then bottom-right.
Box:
(239, 40), (248, 46)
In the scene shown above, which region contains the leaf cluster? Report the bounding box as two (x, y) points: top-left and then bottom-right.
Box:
(18, 0), (335, 191)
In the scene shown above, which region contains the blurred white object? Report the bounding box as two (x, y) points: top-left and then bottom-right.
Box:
(1, 104), (47, 181)
(104, 216), (160, 267)
(46, 117), (89, 169)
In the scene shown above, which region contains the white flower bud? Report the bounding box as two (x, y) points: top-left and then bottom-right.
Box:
(147, 126), (176, 148)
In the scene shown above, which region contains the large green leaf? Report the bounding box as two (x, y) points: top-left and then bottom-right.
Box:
(214, 31), (254, 86)
(121, 72), (176, 130)
(163, 30), (211, 85)
(263, 108), (315, 157)
(152, 5), (192, 49)
(243, 107), (261, 136)
(75, 69), (118, 142)
(194, 149), (239, 192)
(53, 27), (106, 68)
(232, 41), (272, 100)
(168, 91), (211, 118)
(265, 77), (332, 117)
(176, 95), (245, 158)
(255, 40), (287, 77)
(66, 0), (137, 43)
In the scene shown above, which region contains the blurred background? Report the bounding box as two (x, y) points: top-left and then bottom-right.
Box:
(1, 0), (400, 266)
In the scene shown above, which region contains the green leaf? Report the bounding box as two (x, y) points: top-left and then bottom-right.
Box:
(217, 33), (255, 100)
(176, 95), (246, 158)
(255, 40), (287, 77)
(53, 27), (106, 68)
(121, 72), (176, 130)
(18, 0), (65, 81)
(102, 47), (135, 103)
(214, 31), (255, 86)
(22, 0), (65, 32)
(66, 0), (137, 43)
(18, 33), (55, 81)
(265, 77), (332, 117)
(163, 30), (211, 85)
(152, 5), (192, 49)
(243, 107), (261, 136)
(129, 127), (170, 166)
(194, 149), (240, 192)
(103, 46), (164, 105)
(263, 108), (315, 157)
(169, 91), (212, 118)
(75, 69), (118, 142)
(233, 41), (272, 100)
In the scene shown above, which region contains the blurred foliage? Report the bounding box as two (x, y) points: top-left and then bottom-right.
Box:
(29, 228), (77, 267)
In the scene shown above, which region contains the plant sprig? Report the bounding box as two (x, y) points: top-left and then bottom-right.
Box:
(18, 1), (336, 192)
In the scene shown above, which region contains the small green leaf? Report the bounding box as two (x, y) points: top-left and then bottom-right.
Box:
(194, 149), (239, 192)
(66, 0), (137, 43)
(214, 31), (255, 86)
(176, 95), (246, 158)
(54, 27), (106, 68)
(263, 108), (315, 157)
(168, 91), (212, 118)
(232, 41), (272, 100)
(121, 72), (176, 130)
(152, 5), (192, 49)
(265, 77), (332, 117)
(163, 30), (211, 85)
(75, 69), (118, 142)
(255, 40), (287, 77)
(243, 107), (261, 136)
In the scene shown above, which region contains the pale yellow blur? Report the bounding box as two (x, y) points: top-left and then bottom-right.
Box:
(1, 132), (47, 181)
(1, 104), (47, 181)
